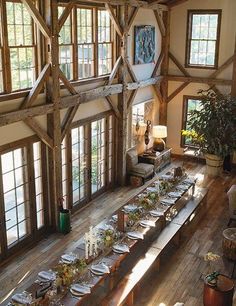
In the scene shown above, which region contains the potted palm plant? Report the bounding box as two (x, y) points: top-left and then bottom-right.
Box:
(182, 90), (236, 176)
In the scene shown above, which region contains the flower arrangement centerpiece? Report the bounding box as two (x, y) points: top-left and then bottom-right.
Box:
(139, 196), (156, 211)
(203, 252), (221, 285)
(147, 191), (159, 204)
(159, 180), (171, 195)
(54, 258), (87, 287)
(100, 228), (119, 248)
(128, 210), (141, 225)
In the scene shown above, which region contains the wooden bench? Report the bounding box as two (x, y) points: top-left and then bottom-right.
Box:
(102, 188), (208, 306)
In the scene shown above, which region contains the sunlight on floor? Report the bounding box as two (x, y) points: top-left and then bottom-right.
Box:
(159, 303), (167, 306)
(18, 270), (31, 284)
(1, 287), (16, 303)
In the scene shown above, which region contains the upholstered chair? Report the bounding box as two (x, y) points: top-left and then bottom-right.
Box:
(126, 147), (154, 182)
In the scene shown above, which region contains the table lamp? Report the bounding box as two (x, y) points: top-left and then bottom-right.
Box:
(152, 125), (167, 151)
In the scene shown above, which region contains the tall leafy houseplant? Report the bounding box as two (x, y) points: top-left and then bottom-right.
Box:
(183, 90), (236, 176)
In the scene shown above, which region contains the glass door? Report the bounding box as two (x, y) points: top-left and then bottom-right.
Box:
(91, 118), (106, 196)
(71, 125), (89, 208)
(0, 140), (49, 261)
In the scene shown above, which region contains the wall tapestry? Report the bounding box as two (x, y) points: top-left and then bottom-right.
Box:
(134, 25), (155, 65)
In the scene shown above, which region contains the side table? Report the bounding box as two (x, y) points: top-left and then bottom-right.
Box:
(203, 274), (234, 306)
(138, 148), (172, 173)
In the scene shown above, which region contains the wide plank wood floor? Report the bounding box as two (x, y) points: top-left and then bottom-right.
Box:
(0, 158), (236, 306)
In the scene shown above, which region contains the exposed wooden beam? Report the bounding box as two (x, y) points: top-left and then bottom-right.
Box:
(169, 52), (191, 77)
(58, 0), (75, 32)
(127, 76), (163, 90)
(168, 0), (189, 8)
(59, 69), (78, 95)
(152, 50), (164, 77)
(107, 56), (123, 85)
(105, 96), (121, 118)
(167, 75), (232, 85)
(167, 82), (190, 102)
(60, 0), (168, 10)
(152, 84), (164, 103)
(105, 3), (123, 37)
(127, 7), (139, 32)
(21, 0), (51, 38)
(127, 88), (138, 108)
(154, 10), (165, 37)
(209, 55), (234, 79)
(61, 105), (79, 140)
(125, 58), (138, 82)
(20, 64), (51, 109)
(0, 104), (54, 127)
(24, 118), (54, 148)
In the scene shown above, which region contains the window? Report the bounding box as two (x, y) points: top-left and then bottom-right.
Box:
(58, 6), (73, 80)
(6, 1), (36, 90)
(1, 148), (30, 246)
(0, 138), (48, 260)
(182, 97), (202, 146)
(98, 9), (112, 76)
(77, 8), (94, 79)
(186, 10), (221, 68)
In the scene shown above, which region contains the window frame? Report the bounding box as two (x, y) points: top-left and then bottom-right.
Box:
(185, 9), (222, 70)
(3, 0), (38, 92)
(181, 95), (203, 148)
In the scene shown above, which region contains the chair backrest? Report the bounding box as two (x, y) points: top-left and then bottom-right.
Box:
(126, 147), (138, 172)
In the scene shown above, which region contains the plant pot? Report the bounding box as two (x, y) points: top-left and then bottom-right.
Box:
(59, 209), (71, 234)
(205, 153), (223, 177)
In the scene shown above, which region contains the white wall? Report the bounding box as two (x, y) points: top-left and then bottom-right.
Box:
(166, 0), (236, 155)
(0, 8), (161, 149)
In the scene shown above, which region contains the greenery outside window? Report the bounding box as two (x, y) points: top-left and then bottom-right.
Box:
(58, 6), (73, 80)
(181, 96), (202, 147)
(6, 1), (37, 91)
(186, 10), (221, 69)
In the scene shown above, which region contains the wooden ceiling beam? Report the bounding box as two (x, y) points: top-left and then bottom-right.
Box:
(21, 0), (51, 38)
(169, 51), (191, 77)
(105, 3), (123, 37)
(61, 105), (79, 140)
(59, 0), (168, 10)
(154, 10), (166, 37)
(167, 82), (189, 102)
(59, 69), (78, 95)
(24, 118), (54, 148)
(209, 55), (234, 79)
(20, 64), (51, 109)
(152, 50), (164, 77)
(105, 96), (121, 118)
(58, 0), (75, 32)
(127, 7), (139, 32)
(107, 56), (123, 85)
(168, 0), (189, 8)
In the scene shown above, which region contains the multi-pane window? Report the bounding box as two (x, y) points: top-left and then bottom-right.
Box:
(186, 10), (221, 68)
(6, 1), (36, 90)
(71, 126), (87, 205)
(108, 115), (113, 184)
(98, 9), (112, 75)
(77, 8), (94, 79)
(91, 119), (106, 193)
(58, 6), (73, 80)
(33, 142), (44, 229)
(1, 148), (30, 247)
(182, 97), (202, 146)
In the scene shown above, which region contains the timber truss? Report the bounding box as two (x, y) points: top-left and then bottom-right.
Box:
(0, 0), (235, 225)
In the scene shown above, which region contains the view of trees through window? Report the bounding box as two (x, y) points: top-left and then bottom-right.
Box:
(182, 98), (202, 146)
(187, 11), (221, 68)
(6, 1), (36, 90)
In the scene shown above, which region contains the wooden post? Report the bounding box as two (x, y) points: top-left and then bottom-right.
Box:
(159, 9), (170, 125)
(117, 5), (129, 186)
(45, 0), (63, 230)
(231, 35), (236, 97)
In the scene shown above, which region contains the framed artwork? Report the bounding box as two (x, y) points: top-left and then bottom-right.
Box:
(134, 25), (155, 65)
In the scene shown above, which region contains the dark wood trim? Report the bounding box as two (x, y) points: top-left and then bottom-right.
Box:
(185, 9), (222, 70)
(0, 135), (39, 154)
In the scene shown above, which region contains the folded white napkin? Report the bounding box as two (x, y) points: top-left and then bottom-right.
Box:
(127, 231), (144, 240)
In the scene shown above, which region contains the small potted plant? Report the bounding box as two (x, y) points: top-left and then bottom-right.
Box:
(182, 90), (236, 176)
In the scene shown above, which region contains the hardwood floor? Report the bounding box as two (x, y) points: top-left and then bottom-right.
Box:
(0, 159), (236, 306)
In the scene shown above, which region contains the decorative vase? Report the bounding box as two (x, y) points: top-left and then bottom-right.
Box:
(205, 153), (223, 177)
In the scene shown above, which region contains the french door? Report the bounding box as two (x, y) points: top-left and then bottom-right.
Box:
(0, 139), (49, 261)
(63, 112), (115, 212)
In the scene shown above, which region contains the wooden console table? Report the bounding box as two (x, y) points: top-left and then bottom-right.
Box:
(138, 148), (172, 173)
